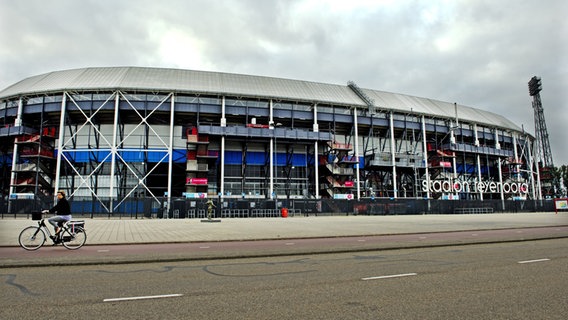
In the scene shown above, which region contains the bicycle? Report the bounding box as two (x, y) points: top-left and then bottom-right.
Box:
(18, 212), (87, 250)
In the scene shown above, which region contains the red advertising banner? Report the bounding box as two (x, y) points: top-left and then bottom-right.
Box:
(186, 178), (208, 185)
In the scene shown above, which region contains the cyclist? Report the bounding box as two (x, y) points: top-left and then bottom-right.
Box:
(43, 190), (71, 239)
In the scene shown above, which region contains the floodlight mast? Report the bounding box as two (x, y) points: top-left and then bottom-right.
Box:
(529, 76), (556, 198)
(528, 76), (554, 168)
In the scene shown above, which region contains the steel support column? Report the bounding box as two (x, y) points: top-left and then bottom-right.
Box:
(167, 94), (175, 204)
(526, 135), (541, 201)
(220, 96), (226, 197)
(313, 103), (319, 199)
(109, 92), (120, 212)
(269, 100), (275, 198)
(389, 111), (397, 198)
(421, 115), (430, 199)
(9, 97), (24, 197)
(354, 108), (361, 200)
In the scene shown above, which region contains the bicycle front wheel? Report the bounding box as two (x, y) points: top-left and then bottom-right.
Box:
(18, 226), (46, 251)
(62, 227), (87, 250)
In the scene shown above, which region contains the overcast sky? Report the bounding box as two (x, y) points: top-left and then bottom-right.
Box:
(1, 0), (566, 165)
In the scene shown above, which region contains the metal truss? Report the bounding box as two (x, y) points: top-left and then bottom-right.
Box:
(55, 91), (174, 213)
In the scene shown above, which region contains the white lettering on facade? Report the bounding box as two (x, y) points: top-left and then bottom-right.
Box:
(422, 178), (529, 195)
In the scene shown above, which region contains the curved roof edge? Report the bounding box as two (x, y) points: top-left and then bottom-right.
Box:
(0, 66), (521, 132)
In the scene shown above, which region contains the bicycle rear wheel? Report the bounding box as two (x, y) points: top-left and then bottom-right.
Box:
(62, 227), (87, 250)
(18, 226), (46, 251)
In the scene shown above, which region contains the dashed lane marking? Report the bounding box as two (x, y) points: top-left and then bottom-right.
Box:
(362, 273), (418, 281)
(104, 294), (183, 302)
(518, 258), (550, 264)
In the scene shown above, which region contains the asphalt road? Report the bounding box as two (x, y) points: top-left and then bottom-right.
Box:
(1, 238), (566, 320)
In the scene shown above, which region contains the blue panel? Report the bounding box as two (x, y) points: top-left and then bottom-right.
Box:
(57, 150), (327, 167)
(307, 156), (315, 166)
(456, 163), (479, 174)
(147, 151), (168, 162)
(61, 150), (112, 163)
(225, 151), (242, 165)
(94, 151), (112, 162)
(173, 149), (186, 163)
(291, 154), (306, 167)
(276, 153), (285, 166)
(59, 149), (187, 163)
(61, 151), (74, 162)
(246, 152), (266, 165)
(456, 163), (465, 174)
(0, 154), (12, 166)
(224, 151), (309, 166)
(120, 150), (143, 162)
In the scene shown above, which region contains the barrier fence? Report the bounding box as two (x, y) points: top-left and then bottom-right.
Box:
(0, 197), (557, 219)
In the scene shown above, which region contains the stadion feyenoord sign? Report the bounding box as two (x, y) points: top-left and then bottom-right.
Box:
(422, 178), (529, 195)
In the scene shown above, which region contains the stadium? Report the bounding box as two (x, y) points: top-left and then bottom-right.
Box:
(0, 67), (550, 217)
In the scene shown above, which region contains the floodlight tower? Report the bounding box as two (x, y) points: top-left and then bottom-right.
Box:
(529, 76), (553, 168)
(528, 76), (555, 197)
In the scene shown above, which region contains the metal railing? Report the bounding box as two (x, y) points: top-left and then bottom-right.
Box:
(0, 197), (555, 219)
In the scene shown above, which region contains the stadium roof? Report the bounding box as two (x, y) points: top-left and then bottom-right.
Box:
(0, 67), (521, 131)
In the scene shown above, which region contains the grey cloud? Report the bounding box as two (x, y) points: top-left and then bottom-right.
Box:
(0, 0), (566, 164)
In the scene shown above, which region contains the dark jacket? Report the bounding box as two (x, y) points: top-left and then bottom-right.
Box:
(49, 197), (71, 216)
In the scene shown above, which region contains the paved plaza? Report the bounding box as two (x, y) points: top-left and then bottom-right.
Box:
(1, 212), (566, 247)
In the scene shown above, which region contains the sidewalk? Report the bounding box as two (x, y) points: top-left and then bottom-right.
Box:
(1, 213), (567, 268)
(1, 212), (567, 247)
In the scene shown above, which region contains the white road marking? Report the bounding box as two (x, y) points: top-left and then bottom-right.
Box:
(419, 236), (427, 239)
(104, 294), (183, 302)
(199, 246), (210, 249)
(362, 273), (418, 281)
(285, 243), (295, 245)
(97, 250), (110, 253)
(357, 239), (366, 242)
(518, 258), (550, 264)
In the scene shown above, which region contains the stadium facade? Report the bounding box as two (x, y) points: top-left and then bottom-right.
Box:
(0, 67), (544, 215)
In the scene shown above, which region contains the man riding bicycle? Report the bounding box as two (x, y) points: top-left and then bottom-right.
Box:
(43, 190), (71, 239)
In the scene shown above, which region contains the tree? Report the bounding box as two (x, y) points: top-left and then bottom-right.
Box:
(559, 165), (568, 197)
